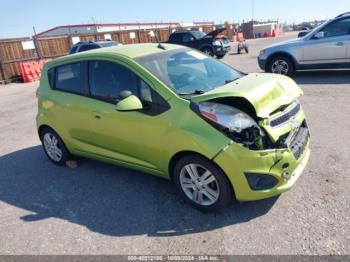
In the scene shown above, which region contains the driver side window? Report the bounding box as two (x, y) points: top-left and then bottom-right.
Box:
(88, 60), (157, 106)
(183, 33), (194, 42)
(320, 18), (350, 38)
(88, 61), (138, 103)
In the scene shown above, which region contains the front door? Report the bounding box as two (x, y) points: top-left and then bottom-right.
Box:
(302, 17), (350, 65)
(77, 60), (170, 172)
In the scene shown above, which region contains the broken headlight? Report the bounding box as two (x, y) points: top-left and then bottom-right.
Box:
(198, 102), (265, 150)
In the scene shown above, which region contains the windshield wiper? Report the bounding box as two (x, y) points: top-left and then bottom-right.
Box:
(178, 90), (206, 96)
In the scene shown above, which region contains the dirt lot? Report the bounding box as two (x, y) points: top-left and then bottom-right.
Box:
(0, 32), (349, 255)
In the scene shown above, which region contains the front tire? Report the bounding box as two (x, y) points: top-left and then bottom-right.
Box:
(201, 47), (214, 57)
(268, 56), (295, 76)
(173, 154), (234, 211)
(40, 127), (71, 166)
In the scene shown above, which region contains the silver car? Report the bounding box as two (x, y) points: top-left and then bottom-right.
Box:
(258, 12), (350, 76)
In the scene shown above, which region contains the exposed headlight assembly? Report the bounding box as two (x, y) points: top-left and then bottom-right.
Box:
(198, 102), (265, 150)
(213, 40), (222, 46)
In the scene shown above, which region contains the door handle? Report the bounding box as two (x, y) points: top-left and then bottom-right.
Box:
(336, 42), (345, 46)
(93, 112), (101, 119)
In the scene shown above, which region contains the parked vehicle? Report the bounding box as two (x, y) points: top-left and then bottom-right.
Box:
(37, 43), (310, 211)
(167, 29), (230, 58)
(258, 12), (350, 76)
(297, 31), (310, 38)
(69, 40), (122, 54)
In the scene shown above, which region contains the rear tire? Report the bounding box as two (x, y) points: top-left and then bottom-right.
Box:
(216, 55), (225, 59)
(267, 55), (295, 76)
(40, 127), (71, 166)
(173, 154), (234, 211)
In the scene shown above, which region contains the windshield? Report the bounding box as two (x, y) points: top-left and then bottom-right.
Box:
(135, 48), (242, 95)
(191, 31), (206, 39)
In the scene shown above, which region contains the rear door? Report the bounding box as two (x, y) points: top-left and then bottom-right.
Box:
(302, 18), (350, 65)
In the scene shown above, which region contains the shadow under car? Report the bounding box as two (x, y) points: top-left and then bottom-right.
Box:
(0, 146), (278, 237)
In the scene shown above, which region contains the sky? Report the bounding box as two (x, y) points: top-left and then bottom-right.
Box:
(0, 0), (348, 38)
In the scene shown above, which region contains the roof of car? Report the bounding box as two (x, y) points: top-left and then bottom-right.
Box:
(336, 12), (350, 18)
(48, 43), (184, 66)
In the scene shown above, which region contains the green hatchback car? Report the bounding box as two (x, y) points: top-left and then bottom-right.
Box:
(37, 43), (310, 211)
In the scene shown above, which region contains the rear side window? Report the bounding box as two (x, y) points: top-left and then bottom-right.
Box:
(55, 63), (82, 94)
(88, 61), (138, 103)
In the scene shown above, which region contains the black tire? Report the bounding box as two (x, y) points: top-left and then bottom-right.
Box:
(267, 55), (295, 76)
(201, 47), (214, 57)
(173, 154), (234, 211)
(40, 127), (71, 166)
(216, 55), (225, 59)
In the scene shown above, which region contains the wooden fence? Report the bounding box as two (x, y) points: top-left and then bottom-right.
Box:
(0, 25), (236, 84)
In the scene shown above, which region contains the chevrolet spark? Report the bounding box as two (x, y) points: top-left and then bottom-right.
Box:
(37, 43), (310, 211)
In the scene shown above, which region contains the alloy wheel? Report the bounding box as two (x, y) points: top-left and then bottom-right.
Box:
(43, 133), (63, 162)
(179, 163), (220, 206)
(271, 59), (289, 75)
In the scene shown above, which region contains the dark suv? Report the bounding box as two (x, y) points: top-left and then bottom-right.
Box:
(167, 29), (230, 58)
(69, 40), (122, 54)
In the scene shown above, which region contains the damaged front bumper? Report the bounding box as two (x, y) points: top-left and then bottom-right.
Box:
(213, 111), (311, 201)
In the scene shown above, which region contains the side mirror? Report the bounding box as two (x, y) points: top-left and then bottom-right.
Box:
(313, 31), (324, 39)
(115, 91), (143, 111)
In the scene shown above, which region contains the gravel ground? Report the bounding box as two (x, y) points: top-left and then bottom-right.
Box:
(0, 32), (349, 255)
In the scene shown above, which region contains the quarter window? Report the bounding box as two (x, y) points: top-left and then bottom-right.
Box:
(55, 63), (82, 93)
(140, 80), (153, 103)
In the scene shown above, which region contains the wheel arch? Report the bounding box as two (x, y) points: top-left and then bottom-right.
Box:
(168, 150), (236, 197)
(265, 51), (298, 71)
(38, 124), (53, 139)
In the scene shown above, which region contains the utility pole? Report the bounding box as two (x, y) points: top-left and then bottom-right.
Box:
(92, 17), (99, 41)
(252, 0), (255, 38)
(32, 26), (41, 59)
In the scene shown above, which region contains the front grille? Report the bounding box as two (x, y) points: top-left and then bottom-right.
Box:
(289, 127), (309, 159)
(270, 103), (301, 127)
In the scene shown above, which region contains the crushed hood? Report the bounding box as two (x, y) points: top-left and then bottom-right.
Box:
(191, 73), (303, 118)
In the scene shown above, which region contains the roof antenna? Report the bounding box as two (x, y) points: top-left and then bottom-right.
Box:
(149, 30), (166, 50)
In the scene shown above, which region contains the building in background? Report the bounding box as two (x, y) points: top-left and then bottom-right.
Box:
(240, 21), (282, 39)
(36, 22), (215, 38)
